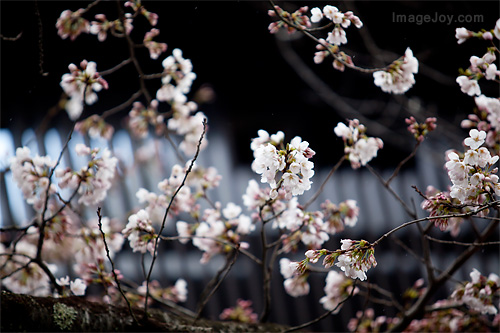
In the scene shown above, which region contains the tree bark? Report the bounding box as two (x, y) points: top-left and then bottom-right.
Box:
(1, 291), (288, 332)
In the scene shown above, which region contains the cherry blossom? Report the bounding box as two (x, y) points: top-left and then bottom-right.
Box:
(279, 258), (310, 297)
(405, 116), (437, 142)
(373, 48), (419, 94)
(57, 144), (118, 206)
(56, 9), (90, 41)
(1, 240), (54, 296)
(143, 28), (167, 60)
(127, 100), (165, 138)
(56, 276), (87, 296)
(121, 209), (156, 255)
(334, 119), (383, 169)
(445, 131), (500, 204)
(495, 18), (500, 39)
(421, 186), (465, 235)
(455, 27), (473, 44)
(10, 147), (58, 212)
(157, 48), (196, 103)
(451, 268), (499, 315)
(219, 299), (258, 323)
(60, 60), (109, 120)
(464, 129), (486, 149)
(268, 6), (311, 34)
(321, 199), (359, 234)
(251, 132), (315, 199)
(335, 239), (377, 281)
(125, 0), (158, 26)
(320, 270), (358, 313)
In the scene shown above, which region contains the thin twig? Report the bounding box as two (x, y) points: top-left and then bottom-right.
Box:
(0, 32), (22, 41)
(99, 58), (132, 76)
(303, 155), (345, 210)
(193, 247), (239, 322)
(101, 90), (142, 119)
(371, 200), (498, 247)
(424, 235), (500, 247)
(144, 118), (207, 317)
(97, 207), (139, 325)
(386, 141), (420, 185)
(366, 164), (416, 219)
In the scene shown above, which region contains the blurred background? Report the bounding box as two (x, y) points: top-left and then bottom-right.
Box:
(1, 1), (499, 330)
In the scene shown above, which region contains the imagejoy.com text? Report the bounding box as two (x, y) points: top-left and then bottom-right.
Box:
(392, 12), (484, 25)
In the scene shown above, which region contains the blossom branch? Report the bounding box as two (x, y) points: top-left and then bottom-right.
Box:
(390, 218), (499, 331)
(371, 200), (499, 247)
(268, 0), (388, 74)
(143, 118), (207, 316)
(115, 0), (151, 104)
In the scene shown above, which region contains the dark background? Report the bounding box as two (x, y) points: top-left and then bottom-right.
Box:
(1, 1), (499, 330)
(2, 0), (499, 167)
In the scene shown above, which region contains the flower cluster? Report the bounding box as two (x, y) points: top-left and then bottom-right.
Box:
(292, 239), (376, 282)
(156, 49), (208, 155)
(89, 13), (134, 42)
(10, 147), (57, 212)
(280, 257), (310, 297)
(373, 47), (419, 94)
(177, 201), (253, 264)
(143, 28), (167, 60)
(320, 270), (358, 313)
(456, 49), (498, 96)
(57, 144), (118, 206)
(125, 0), (159, 26)
(462, 95), (500, 154)
(57, 2), (149, 42)
(268, 6), (311, 34)
(405, 116), (437, 143)
(251, 130), (315, 199)
(0, 241), (55, 296)
(310, 5), (362, 45)
(136, 279), (187, 304)
(60, 60), (109, 120)
(335, 239), (377, 281)
(55, 276), (87, 296)
(405, 299), (497, 332)
(420, 186), (466, 235)
(219, 299), (258, 323)
(127, 100), (166, 138)
(445, 129), (499, 204)
(451, 268), (499, 315)
(314, 40), (353, 72)
(334, 119), (383, 169)
(347, 308), (400, 332)
(56, 9), (89, 40)
(74, 115), (114, 140)
(121, 209), (156, 255)
(321, 199), (359, 234)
